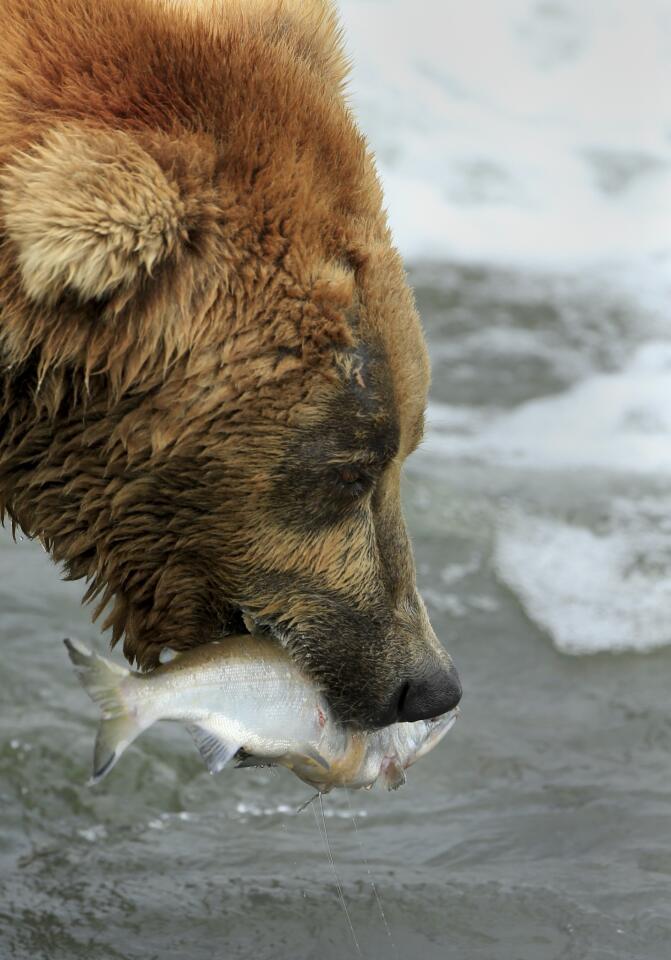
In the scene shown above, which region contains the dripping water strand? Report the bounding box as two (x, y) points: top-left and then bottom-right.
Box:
(280, 818), (307, 903)
(346, 792), (398, 956)
(311, 793), (362, 956)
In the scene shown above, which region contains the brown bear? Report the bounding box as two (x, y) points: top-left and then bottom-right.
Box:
(0, 0), (461, 729)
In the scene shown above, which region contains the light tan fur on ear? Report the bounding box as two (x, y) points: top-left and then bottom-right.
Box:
(1, 125), (188, 303)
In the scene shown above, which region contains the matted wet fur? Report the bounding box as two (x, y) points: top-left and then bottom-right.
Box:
(0, 0), (458, 728)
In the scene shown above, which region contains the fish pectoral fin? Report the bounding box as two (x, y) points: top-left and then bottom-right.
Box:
(381, 756), (407, 791)
(186, 722), (240, 775)
(234, 755), (275, 769)
(303, 746), (330, 771)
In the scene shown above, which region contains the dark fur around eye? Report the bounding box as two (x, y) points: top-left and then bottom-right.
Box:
(332, 464), (375, 499)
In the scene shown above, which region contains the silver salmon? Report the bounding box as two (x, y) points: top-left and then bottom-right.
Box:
(64, 635), (458, 792)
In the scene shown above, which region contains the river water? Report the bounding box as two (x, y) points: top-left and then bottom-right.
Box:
(2, 261), (671, 960)
(4, 1), (671, 957)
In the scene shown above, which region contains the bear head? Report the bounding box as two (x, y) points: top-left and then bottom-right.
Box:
(0, 0), (461, 728)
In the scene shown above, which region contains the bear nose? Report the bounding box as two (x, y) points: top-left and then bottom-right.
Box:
(395, 661), (462, 723)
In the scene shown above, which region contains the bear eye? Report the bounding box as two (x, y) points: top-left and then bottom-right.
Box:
(339, 466), (361, 485)
(333, 464), (373, 499)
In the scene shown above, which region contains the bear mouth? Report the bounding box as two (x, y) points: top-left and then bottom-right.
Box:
(223, 606), (290, 650)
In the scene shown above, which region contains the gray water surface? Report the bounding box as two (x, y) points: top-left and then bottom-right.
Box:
(2, 263), (670, 960)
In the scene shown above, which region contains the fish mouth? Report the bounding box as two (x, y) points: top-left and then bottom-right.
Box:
(430, 705), (460, 724)
(430, 705), (460, 730)
(417, 706), (460, 756)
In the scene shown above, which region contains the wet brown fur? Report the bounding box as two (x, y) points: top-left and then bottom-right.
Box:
(0, 0), (452, 727)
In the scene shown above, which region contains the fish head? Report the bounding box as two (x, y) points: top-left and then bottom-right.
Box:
(379, 708), (459, 789)
(280, 707), (459, 795)
(284, 726), (380, 793)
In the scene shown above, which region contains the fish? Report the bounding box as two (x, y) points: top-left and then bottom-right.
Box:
(64, 635), (458, 792)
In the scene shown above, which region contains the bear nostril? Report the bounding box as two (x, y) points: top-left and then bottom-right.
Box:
(396, 680), (412, 717)
(368, 664), (461, 728)
(396, 662), (462, 723)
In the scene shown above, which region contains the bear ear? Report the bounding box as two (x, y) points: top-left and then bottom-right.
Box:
(1, 125), (189, 304)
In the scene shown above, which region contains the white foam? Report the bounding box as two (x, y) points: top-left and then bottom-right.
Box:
(423, 341), (671, 655)
(77, 824), (108, 843)
(426, 341), (671, 476)
(495, 504), (671, 654)
(340, 0), (671, 275)
(234, 800), (368, 819)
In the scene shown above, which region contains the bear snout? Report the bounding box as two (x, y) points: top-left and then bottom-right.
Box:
(366, 657), (462, 728)
(395, 660), (462, 723)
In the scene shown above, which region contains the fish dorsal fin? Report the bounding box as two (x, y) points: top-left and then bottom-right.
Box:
(186, 722), (240, 775)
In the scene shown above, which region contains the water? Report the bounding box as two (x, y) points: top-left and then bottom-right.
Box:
(340, 0), (671, 271)
(3, 262), (671, 959)
(4, 1), (671, 956)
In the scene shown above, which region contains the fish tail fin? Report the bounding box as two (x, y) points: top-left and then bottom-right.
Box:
(90, 714), (142, 785)
(63, 638), (144, 784)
